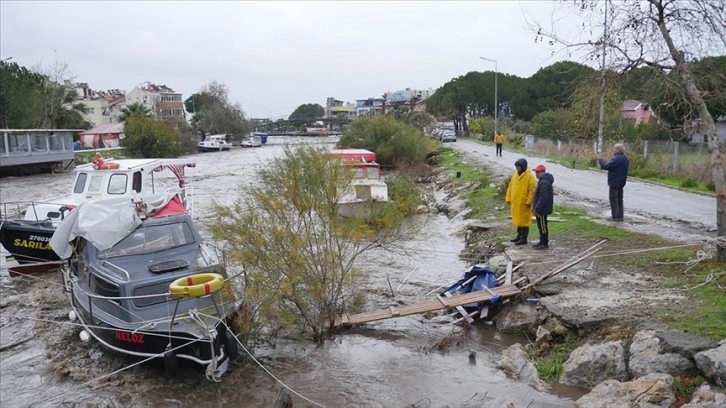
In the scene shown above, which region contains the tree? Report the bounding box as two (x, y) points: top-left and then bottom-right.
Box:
(122, 113), (181, 158)
(337, 115), (436, 167)
(289, 103), (325, 122)
(531, 0), (726, 259)
(118, 102), (152, 123)
(209, 145), (416, 342)
(35, 59), (90, 129)
(0, 60), (45, 128)
(189, 81), (249, 140)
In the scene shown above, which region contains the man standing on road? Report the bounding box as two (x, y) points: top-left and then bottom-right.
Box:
(494, 131), (505, 157)
(532, 164), (554, 250)
(598, 143), (630, 221)
(506, 158), (536, 245)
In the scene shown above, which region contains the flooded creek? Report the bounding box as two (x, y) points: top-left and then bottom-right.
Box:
(0, 137), (579, 407)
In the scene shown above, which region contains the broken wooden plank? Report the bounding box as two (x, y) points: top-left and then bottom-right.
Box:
(505, 261), (513, 285)
(523, 240), (606, 289)
(444, 291), (474, 323)
(334, 284), (521, 327)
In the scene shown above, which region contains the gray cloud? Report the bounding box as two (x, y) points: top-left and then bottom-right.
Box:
(1, 1), (571, 118)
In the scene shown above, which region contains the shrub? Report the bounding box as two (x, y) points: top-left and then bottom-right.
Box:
(337, 115), (436, 167)
(122, 114), (181, 158)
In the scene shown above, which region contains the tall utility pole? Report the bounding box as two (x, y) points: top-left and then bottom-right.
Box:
(596, 2), (608, 156)
(480, 57), (498, 136)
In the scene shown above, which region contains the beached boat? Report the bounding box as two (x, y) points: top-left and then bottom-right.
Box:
(197, 134), (232, 152)
(0, 156), (195, 264)
(51, 193), (240, 381)
(330, 149), (388, 217)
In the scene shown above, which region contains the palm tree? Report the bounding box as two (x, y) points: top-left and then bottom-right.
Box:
(119, 102), (152, 123)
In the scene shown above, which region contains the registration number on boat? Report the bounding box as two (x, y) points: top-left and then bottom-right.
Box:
(115, 330), (145, 344)
(28, 235), (50, 242)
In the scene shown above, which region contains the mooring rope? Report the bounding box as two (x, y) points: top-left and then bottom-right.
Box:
(196, 311), (326, 408)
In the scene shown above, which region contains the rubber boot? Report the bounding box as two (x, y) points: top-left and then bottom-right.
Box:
(515, 227), (529, 245)
(510, 227), (522, 242)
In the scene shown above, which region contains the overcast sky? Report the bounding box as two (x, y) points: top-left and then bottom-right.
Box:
(1, 1), (580, 119)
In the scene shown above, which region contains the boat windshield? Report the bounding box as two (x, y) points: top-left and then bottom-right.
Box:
(98, 222), (195, 259)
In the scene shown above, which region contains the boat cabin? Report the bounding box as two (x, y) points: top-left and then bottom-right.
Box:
(21, 158), (195, 224)
(330, 149), (388, 202)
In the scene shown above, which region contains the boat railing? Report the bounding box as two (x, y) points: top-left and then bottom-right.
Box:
(100, 260), (131, 282)
(0, 200), (72, 222)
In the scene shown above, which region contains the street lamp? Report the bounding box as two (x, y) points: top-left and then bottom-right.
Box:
(479, 57), (498, 136)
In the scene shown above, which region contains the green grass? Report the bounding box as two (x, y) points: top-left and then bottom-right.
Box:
(436, 154), (726, 341)
(531, 334), (582, 382)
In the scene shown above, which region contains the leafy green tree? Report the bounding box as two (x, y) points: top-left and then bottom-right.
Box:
(530, 108), (577, 141)
(209, 145), (416, 342)
(0, 61), (45, 128)
(118, 102), (152, 123)
(469, 117), (494, 139)
(407, 111), (435, 130)
(337, 115), (436, 167)
(122, 113), (181, 158)
(189, 81), (249, 140)
(289, 103), (325, 121)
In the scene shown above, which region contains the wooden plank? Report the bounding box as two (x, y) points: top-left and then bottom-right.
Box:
(523, 240), (606, 289)
(335, 284), (521, 326)
(505, 261), (513, 285)
(444, 291), (474, 324)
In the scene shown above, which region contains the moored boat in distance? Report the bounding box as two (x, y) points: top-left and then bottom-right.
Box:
(0, 156), (196, 264)
(330, 148), (389, 217)
(51, 193), (240, 381)
(197, 134), (232, 152)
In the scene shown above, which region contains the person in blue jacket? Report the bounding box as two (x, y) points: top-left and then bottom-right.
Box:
(598, 143), (630, 221)
(532, 164), (554, 249)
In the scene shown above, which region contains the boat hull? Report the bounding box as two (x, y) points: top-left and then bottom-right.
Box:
(0, 220), (59, 263)
(197, 146), (231, 152)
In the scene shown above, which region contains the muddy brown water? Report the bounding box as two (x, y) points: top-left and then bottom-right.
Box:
(0, 137), (583, 407)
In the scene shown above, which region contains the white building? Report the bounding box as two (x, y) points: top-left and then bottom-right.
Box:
(126, 83), (185, 126)
(69, 81), (127, 127)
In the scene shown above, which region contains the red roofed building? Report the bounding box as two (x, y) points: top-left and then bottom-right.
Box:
(621, 99), (652, 125)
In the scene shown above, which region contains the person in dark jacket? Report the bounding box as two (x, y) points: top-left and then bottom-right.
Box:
(532, 164), (554, 249)
(598, 143), (629, 221)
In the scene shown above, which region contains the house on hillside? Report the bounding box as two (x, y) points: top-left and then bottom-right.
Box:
(621, 99), (652, 125)
(126, 83), (185, 127)
(68, 81), (127, 126)
(79, 123), (125, 149)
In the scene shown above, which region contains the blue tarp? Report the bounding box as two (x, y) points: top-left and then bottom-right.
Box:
(443, 265), (501, 311)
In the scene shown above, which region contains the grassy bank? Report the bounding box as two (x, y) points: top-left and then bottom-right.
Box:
(437, 148), (725, 341)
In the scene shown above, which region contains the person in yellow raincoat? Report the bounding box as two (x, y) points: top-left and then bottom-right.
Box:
(493, 131), (505, 156)
(505, 158), (536, 245)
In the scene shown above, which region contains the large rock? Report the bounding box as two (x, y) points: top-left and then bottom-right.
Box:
(681, 384), (726, 408)
(694, 343), (726, 388)
(495, 303), (539, 333)
(497, 343), (548, 391)
(654, 329), (717, 359)
(629, 330), (695, 378)
(576, 373), (676, 408)
(560, 341), (629, 387)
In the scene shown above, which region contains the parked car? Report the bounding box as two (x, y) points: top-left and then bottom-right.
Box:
(441, 130), (457, 142)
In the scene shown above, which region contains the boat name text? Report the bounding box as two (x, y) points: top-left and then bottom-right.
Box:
(13, 238), (52, 250)
(114, 331), (145, 344)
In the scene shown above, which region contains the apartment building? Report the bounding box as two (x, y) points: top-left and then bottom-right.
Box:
(126, 83), (185, 126)
(70, 81), (127, 126)
(325, 97), (356, 120)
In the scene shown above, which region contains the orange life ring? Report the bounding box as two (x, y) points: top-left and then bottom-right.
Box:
(169, 273), (224, 299)
(97, 162), (120, 170)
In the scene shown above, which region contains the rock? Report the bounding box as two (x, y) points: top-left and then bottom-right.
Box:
(543, 316), (570, 337)
(497, 343), (548, 391)
(561, 341), (629, 387)
(681, 384), (726, 408)
(654, 329), (717, 359)
(536, 325), (553, 343)
(576, 373), (676, 408)
(694, 343), (726, 388)
(495, 303), (539, 333)
(629, 330), (696, 378)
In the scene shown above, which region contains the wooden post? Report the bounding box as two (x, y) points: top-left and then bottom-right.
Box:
(643, 140), (649, 160)
(672, 141), (679, 175)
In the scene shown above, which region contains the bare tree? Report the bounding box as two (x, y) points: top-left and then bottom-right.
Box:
(528, 0), (726, 259)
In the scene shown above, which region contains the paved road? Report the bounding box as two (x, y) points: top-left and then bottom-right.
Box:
(448, 138), (716, 234)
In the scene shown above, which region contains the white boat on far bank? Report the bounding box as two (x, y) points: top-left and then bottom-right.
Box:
(198, 134), (232, 152)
